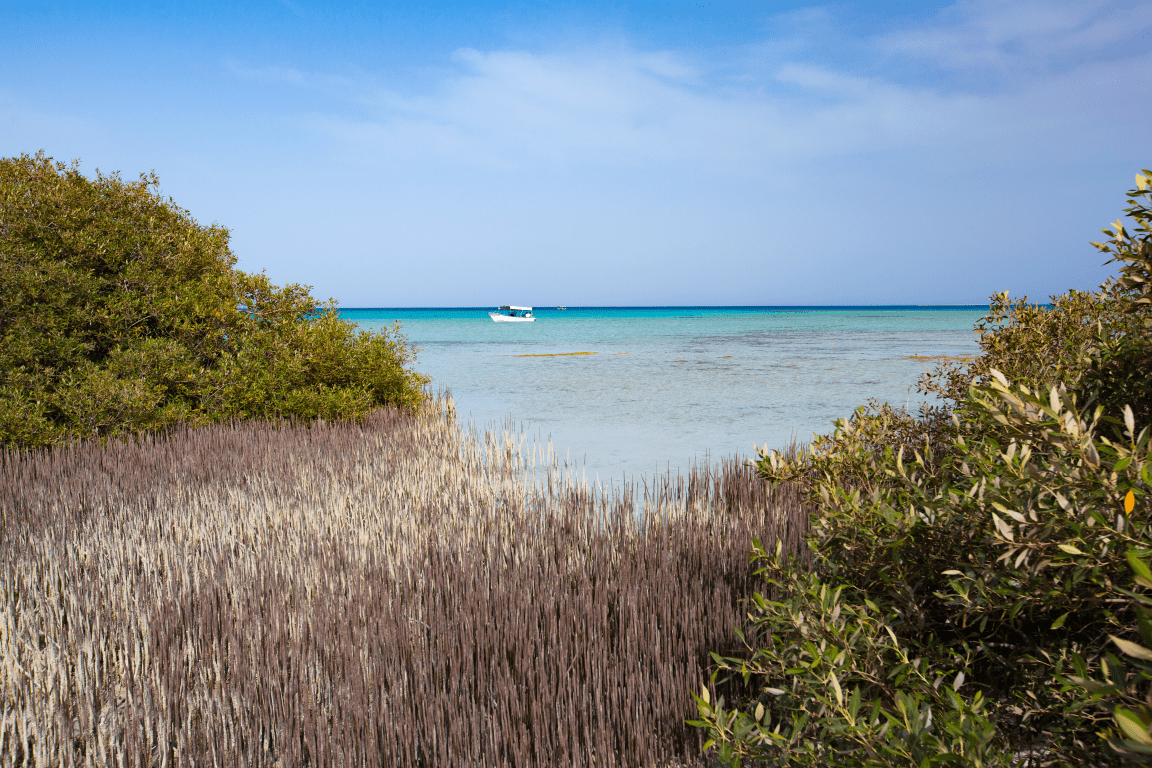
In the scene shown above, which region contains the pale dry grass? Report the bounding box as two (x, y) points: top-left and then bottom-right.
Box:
(0, 399), (808, 767)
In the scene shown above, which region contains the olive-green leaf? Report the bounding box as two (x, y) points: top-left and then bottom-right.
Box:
(992, 513), (1015, 542)
(1129, 550), (1152, 582)
(1116, 708), (1152, 745)
(1111, 636), (1152, 662)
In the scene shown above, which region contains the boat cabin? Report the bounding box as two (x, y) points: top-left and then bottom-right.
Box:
(489, 305), (536, 322)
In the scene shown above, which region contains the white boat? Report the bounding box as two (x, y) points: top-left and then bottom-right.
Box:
(489, 305), (535, 322)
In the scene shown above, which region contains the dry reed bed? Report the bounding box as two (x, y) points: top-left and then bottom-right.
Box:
(0, 401), (809, 767)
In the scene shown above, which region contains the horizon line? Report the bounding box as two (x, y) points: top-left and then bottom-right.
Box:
(338, 304), (994, 310)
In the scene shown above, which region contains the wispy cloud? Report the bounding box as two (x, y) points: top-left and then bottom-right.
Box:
(307, 48), (767, 171)
(294, 50), (974, 172)
(225, 0), (1149, 180)
(222, 58), (362, 94)
(877, 0), (1152, 73)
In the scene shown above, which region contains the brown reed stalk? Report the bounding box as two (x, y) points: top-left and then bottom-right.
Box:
(0, 399), (809, 767)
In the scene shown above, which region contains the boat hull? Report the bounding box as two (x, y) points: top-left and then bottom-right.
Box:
(489, 313), (535, 322)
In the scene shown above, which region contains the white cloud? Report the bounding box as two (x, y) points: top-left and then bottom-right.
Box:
(224, 60), (309, 86)
(299, 51), (963, 173)
(877, 0), (1152, 72)
(310, 49), (771, 170)
(221, 0), (1142, 183)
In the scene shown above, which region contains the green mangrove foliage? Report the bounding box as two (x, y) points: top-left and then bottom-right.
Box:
(691, 171), (1152, 766)
(0, 151), (427, 449)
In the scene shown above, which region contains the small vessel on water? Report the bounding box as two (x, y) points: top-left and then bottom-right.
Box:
(557, 306), (566, 310)
(489, 305), (535, 322)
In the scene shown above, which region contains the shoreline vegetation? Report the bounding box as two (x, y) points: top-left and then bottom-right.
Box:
(901, 353), (979, 362)
(1, 397), (808, 765)
(691, 172), (1152, 766)
(0, 152), (427, 451)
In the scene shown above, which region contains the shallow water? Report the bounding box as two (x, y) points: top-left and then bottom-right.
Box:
(344, 306), (987, 480)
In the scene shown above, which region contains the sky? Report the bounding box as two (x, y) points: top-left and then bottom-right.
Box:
(3, 0), (1151, 307)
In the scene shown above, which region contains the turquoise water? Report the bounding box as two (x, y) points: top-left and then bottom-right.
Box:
(344, 306), (988, 480)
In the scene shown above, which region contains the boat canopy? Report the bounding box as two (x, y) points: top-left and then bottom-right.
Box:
(499, 305), (533, 311)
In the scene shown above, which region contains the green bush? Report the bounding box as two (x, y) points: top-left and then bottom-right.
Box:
(0, 151), (428, 449)
(691, 172), (1152, 766)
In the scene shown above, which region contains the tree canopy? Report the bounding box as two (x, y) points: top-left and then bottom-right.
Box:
(0, 151), (427, 449)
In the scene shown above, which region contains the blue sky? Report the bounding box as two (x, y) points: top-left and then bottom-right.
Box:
(3, 0), (1151, 306)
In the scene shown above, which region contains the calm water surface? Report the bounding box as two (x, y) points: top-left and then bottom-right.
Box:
(344, 307), (987, 480)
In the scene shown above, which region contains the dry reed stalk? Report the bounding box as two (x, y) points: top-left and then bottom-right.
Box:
(0, 398), (810, 767)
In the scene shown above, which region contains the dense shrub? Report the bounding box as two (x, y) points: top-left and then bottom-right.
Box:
(691, 171), (1152, 766)
(0, 151), (427, 449)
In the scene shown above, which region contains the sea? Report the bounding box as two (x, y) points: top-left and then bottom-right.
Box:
(343, 306), (988, 481)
